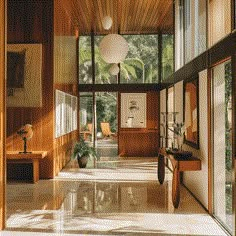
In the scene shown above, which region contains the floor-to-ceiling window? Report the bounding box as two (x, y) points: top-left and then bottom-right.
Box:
(162, 34), (174, 81)
(212, 60), (233, 233)
(120, 35), (159, 84)
(79, 36), (92, 84)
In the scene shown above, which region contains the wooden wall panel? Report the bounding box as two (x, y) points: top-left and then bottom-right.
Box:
(0, 0), (6, 229)
(119, 92), (159, 157)
(53, 0), (79, 176)
(7, 0), (54, 178)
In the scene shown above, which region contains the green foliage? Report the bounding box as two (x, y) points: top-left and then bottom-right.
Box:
(72, 137), (97, 160)
(96, 92), (117, 132)
(79, 34), (174, 84)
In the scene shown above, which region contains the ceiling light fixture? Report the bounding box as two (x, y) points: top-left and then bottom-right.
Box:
(102, 16), (113, 30)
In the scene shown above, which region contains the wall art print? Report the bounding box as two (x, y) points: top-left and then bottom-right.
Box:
(121, 93), (146, 128)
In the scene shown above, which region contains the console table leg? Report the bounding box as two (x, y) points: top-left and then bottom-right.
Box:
(172, 167), (180, 208)
(158, 154), (165, 184)
(32, 159), (39, 183)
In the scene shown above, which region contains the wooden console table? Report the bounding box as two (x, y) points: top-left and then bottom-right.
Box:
(158, 148), (201, 208)
(6, 151), (47, 183)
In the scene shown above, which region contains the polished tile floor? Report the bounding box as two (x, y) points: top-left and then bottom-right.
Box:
(3, 158), (228, 236)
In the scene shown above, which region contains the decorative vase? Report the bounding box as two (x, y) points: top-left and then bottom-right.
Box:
(77, 155), (88, 168)
(177, 135), (184, 151)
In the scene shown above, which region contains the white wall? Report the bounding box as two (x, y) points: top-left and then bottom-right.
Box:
(174, 70), (208, 209)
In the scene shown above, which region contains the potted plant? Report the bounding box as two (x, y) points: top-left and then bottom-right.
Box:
(71, 138), (97, 168)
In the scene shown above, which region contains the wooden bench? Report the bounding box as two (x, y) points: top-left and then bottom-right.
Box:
(158, 148), (201, 208)
(6, 151), (47, 183)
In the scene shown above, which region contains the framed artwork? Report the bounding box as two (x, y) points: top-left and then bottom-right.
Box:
(121, 93), (146, 128)
(7, 44), (42, 107)
(184, 77), (199, 149)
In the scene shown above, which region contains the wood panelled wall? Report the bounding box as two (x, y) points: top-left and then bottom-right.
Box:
(0, 0), (6, 229)
(119, 92), (159, 156)
(7, 0), (54, 178)
(54, 1), (79, 175)
(7, 0), (79, 178)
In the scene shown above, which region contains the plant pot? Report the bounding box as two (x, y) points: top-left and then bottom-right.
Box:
(77, 155), (88, 168)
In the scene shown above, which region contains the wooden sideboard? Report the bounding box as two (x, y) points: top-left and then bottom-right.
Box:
(6, 151), (47, 183)
(158, 148), (201, 208)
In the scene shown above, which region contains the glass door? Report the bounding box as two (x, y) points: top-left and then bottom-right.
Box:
(212, 60), (233, 233)
(79, 92), (94, 141)
(79, 92), (118, 162)
(95, 92), (118, 160)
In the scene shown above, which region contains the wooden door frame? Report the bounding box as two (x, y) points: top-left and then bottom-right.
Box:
(0, 0), (6, 230)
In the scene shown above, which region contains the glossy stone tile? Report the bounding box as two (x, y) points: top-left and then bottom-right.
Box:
(5, 159), (228, 235)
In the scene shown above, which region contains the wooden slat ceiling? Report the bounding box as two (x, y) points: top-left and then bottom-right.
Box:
(58, 0), (173, 35)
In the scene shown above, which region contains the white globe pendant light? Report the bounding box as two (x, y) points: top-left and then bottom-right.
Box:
(99, 34), (129, 64)
(102, 16), (113, 30)
(109, 63), (119, 75)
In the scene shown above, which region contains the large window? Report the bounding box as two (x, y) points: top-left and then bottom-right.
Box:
(162, 34), (174, 81)
(209, 0), (231, 46)
(184, 0), (207, 63)
(79, 36), (92, 84)
(79, 34), (174, 84)
(94, 36), (118, 84)
(212, 60), (233, 233)
(175, 0), (207, 67)
(120, 35), (159, 84)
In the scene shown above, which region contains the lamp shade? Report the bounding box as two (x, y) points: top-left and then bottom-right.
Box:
(109, 64), (119, 75)
(102, 16), (113, 30)
(99, 34), (129, 64)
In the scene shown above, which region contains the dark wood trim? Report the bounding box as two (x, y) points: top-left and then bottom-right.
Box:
(78, 83), (167, 92)
(207, 68), (213, 214)
(208, 32), (235, 66)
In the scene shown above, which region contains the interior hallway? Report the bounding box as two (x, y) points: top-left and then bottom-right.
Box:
(4, 158), (228, 236)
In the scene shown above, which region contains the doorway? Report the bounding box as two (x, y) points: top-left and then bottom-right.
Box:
(79, 92), (118, 161)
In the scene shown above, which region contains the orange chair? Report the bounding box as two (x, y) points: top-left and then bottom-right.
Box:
(100, 122), (116, 139)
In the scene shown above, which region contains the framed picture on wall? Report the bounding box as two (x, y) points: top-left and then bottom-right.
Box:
(121, 93), (146, 128)
(184, 77), (199, 149)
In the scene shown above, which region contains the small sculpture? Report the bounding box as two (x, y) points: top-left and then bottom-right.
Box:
(17, 124), (33, 154)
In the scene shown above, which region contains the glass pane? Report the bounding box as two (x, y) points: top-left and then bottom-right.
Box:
(184, 0), (192, 63)
(94, 36), (118, 84)
(79, 36), (92, 84)
(162, 34), (174, 81)
(184, 0), (207, 63)
(197, 0), (206, 55)
(175, 0), (184, 70)
(209, 0), (231, 46)
(79, 92), (93, 144)
(120, 35), (158, 84)
(95, 92), (118, 160)
(213, 61), (233, 233)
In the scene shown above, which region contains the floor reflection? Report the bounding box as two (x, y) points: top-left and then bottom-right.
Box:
(6, 158), (227, 235)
